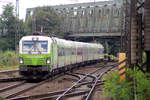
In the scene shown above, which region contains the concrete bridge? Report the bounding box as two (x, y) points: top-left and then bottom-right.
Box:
(26, 0), (123, 39)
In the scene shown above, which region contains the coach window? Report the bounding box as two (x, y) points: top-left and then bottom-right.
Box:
(89, 48), (91, 54)
(92, 48), (94, 54)
(77, 48), (80, 55)
(68, 47), (70, 56)
(83, 47), (85, 55)
(77, 48), (79, 55)
(63, 47), (65, 56)
(81, 48), (83, 55)
(86, 47), (88, 55)
(71, 48), (73, 55)
(99, 48), (102, 54)
(67, 47), (70, 56)
(72, 48), (73, 55)
(94, 49), (96, 54)
(65, 47), (67, 56)
(61, 47), (63, 56)
(90, 48), (92, 54)
(69, 47), (71, 56)
(71, 48), (74, 55)
(84, 47), (86, 55)
(74, 48), (76, 55)
(58, 46), (61, 56)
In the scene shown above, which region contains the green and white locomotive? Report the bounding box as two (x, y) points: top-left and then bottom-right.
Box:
(19, 34), (104, 79)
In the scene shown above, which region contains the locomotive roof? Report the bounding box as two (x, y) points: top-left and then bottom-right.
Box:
(20, 35), (51, 41)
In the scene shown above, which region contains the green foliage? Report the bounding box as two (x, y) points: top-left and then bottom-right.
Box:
(1, 4), (17, 36)
(0, 96), (5, 100)
(103, 71), (133, 100)
(103, 69), (150, 100)
(134, 70), (150, 100)
(25, 7), (62, 36)
(0, 51), (18, 67)
(0, 37), (11, 51)
(104, 54), (118, 61)
(0, 4), (27, 51)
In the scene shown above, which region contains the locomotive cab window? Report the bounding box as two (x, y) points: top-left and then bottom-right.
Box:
(22, 41), (48, 53)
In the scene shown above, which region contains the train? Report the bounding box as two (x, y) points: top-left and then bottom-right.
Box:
(19, 33), (104, 79)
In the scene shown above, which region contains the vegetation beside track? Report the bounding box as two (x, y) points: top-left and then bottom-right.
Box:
(104, 54), (118, 61)
(103, 69), (150, 100)
(0, 51), (18, 71)
(0, 66), (18, 71)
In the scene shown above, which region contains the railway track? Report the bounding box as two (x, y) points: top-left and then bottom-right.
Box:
(0, 77), (25, 82)
(8, 63), (117, 100)
(0, 73), (65, 99)
(0, 81), (26, 93)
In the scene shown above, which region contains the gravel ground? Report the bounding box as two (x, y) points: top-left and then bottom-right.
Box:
(0, 72), (19, 79)
(0, 82), (21, 89)
(0, 82), (36, 97)
(0, 71), (21, 92)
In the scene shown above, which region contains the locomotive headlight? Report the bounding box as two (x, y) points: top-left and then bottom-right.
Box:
(19, 58), (24, 64)
(46, 58), (50, 64)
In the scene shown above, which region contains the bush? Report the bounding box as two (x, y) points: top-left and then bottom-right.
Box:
(103, 69), (150, 100)
(0, 51), (18, 67)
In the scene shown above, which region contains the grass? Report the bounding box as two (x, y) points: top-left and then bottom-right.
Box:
(0, 66), (18, 71)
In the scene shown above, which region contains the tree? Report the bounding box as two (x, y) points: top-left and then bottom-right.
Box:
(0, 4), (26, 51)
(1, 4), (17, 36)
(26, 7), (63, 37)
(0, 4), (16, 50)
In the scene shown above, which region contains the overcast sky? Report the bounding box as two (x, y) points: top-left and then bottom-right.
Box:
(0, 0), (110, 20)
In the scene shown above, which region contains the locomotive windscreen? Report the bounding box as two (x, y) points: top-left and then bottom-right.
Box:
(22, 41), (48, 53)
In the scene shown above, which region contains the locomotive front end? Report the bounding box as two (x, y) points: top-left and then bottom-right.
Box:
(19, 36), (52, 79)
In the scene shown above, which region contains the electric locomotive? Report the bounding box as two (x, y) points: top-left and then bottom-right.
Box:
(19, 34), (104, 79)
